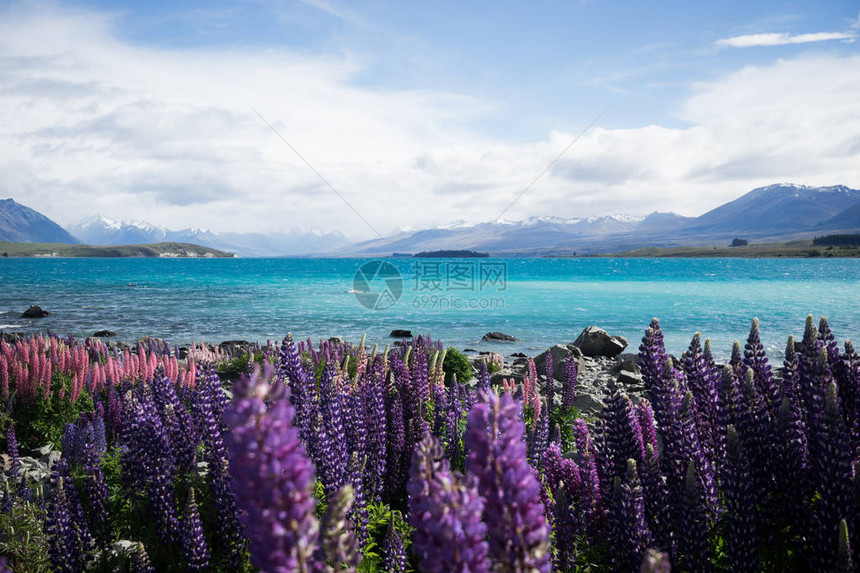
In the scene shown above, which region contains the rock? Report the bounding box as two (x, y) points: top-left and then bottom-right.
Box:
(535, 345), (585, 381)
(177, 346), (189, 360)
(32, 444), (53, 457)
(572, 326), (627, 357)
(463, 348), (477, 353)
(93, 330), (116, 337)
(482, 331), (518, 342)
(328, 336), (344, 345)
(511, 352), (527, 358)
(618, 370), (644, 388)
(389, 329), (413, 338)
(1, 332), (21, 344)
(573, 392), (605, 414)
(21, 305), (50, 318)
(220, 339), (251, 347)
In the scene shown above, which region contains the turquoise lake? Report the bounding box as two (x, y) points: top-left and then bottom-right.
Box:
(1, 257), (858, 360)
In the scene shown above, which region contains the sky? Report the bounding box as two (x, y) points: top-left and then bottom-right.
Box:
(0, 0), (859, 239)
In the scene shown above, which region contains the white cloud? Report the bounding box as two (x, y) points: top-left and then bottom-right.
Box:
(716, 31), (856, 48)
(0, 5), (859, 240)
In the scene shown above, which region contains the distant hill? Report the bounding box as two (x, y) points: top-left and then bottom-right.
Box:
(0, 199), (79, 244)
(337, 183), (860, 256)
(68, 214), (349, 257)
(0, 241), (235, 258)
(684, 183), (860, 234)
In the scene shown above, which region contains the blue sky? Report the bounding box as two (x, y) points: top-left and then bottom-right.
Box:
(0, 1), (859, 236)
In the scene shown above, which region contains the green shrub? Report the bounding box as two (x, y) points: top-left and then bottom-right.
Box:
(442, 348), (472, 385)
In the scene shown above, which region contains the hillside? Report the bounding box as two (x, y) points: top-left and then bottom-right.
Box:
(0, 241), (236, 258)
(599, 239), (860, 258)
(0, 199), (79, 244)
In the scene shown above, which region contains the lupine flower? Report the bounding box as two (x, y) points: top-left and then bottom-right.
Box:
(465, 391), (551, 572)
(812, 381), (854, 571)
(5, 423), (19, 481)
(313, 484), (359, 571)
(838, 518), (853, 573)
(408, 436), (489, 573)
(477, 361), (491, 392)
(130, 542), (155, 573)
(46, 476), (83, 573)
(600, 391), (645, 490)
(639, 443), (674, 555)
(318, 365), (349, 500)
(82, 443), (111, 547)
(562, 355), (578, 410)
(610, 460), (652, 572)
(382, 518), (408, 573)
(723, 425), (757, 573)
(677, 461), (712, 572)
(181, 488), (210, 571)
(743, 318), (780, 409)
(225, 364), (320, 572)
(544, 350), (555, 410)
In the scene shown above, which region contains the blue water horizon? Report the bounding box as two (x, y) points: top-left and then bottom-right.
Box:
(1, 257), (858, 361)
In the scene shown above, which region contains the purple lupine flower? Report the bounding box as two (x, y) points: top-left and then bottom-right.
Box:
(444, 380), (464, 463)
(477, 361), (491, 392)
(152, 372), (197, 474)
(364, 376), (388, 500)
(600, 390), (645, 492)
(677, 461), (712, 572)
(640, 549), (672, 573)
(638, 319), (670, 413)
(192, 365), (245, 567)
(738, 370), (775, 509)
(432, 382), (448, 439)
(562, 355), (578, 410)
(124, 393), (179, 543)
(225, 364), (319, 572)
(812, 381), (854, 571)
(819, 317), (842, 373)
(572, 418), (603, 532)
(636, 399), (659, 455)
(544, 350), (555, 411)
(181, 488), (210, 571)
(676, 392), (718, 514)
(682, 333), (719, 461)
(278, 334), (318, 445)
(382, 519), (407, 573)
(743, 318), (780, 409)
(781, 335), (801, 403)
(465, 391), (551, 572)
(129, 543), (155, 573)
(318, 365), (348, 500)
(528, 400), (549, 468)
(773, 395), (810, 533)
(385, 372), (408, 500)
(723, 425), (758, 573)
(407, 436), (489, 573)
(639, 443), (674, 556)
(610, 460), (652, 572)
(5, 423), (19, 481)
(842, 340), (860, 457)
(313, 484), (359, 571)
(82, 443), (111, 547)
(46, 476), (83, 573)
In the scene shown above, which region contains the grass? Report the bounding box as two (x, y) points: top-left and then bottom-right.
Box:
(597, 239), (860, 258)
(0, 241), (235, 258)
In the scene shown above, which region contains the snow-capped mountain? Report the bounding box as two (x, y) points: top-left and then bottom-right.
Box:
(338, 183), (860, 256)
(67, 215), (349, 257)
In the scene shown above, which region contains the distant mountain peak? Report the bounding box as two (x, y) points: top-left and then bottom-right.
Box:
(0, 198), (80, 244)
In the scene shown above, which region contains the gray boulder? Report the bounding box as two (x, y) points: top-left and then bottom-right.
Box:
(572, 326), (628, 357)
(21, 305), (50, 318)
(535, 345), (585, 381)
(482, 331), (518, 342)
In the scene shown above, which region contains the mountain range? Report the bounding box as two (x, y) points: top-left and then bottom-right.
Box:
(339, 183), (860, 256)
(65, 215), (349, 257)
(1, 183), (859, 256)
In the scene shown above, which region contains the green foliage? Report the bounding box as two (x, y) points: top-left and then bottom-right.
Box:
(357, 502), (414, 572)
(0, 488), (51, 572)
(487, 360), (501, 374)
(218, 352), (264, 375)
(442, 347), (472, 385)
(550, 406), (582, 453)
(8, 372), (94, 451)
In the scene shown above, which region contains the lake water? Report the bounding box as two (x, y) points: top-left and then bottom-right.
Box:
(1, 257), (858, 360)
